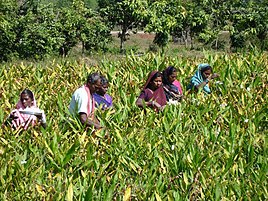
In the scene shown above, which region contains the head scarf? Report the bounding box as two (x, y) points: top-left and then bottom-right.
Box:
(162, 66), (182, 94)
(15, 92), (37, 109)
(142, 71), (167, 106)
(188, 63), (211, 94)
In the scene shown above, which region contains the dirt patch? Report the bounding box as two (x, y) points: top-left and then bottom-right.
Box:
(136, 33), (155, 39)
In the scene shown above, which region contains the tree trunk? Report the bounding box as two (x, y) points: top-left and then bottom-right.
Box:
(119, 26), (127, 53)
(258, 31), (266, 50)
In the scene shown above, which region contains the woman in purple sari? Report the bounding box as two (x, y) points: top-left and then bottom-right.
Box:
(93, 76), (113, 109)
(136, 71), (167, 111)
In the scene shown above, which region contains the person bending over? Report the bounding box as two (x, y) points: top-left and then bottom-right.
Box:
(162, 66), (183, 103)
(69, 72), (103, 129)
(187, 63), (219, 94)
(136, 71), (167, 111)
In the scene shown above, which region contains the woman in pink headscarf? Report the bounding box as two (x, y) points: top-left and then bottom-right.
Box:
(162, 66), (183, 103)
(136, 71), (167, 111)
(4, 89), (46, 130)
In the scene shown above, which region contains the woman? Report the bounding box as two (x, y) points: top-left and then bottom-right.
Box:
(187, 63), (219, 94)
(93, 76), (113, 109)
(4, 89), (46, 130)
(136, 71), (167, 111)
(162, 66), (183, 102)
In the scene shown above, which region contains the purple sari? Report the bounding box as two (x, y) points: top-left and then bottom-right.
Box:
(138, 71), (167, 107)
(93, 93), (113, 109)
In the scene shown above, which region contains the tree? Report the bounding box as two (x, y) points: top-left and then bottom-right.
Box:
(142, 0), (212, 49)
(0, 0), (60, 60)
(16, 3), (61, 59)
(177, 0), (211, 48)
(0, 0), (111, 61)
(231, 1), (267, 50)
(98, 0), (148, 52)
(197, 0), (230, 49)
(57, 0), (111, 56)
(0, 0), (19, 61)
(144, 0), (184, 49)
(81, 15), (111, 53)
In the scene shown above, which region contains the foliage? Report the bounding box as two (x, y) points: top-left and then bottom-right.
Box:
(145, 0), (185, 48)
(1, 0), (268, 61)
(196, 0), (230, 49)
(0, 0), (111, 60)
(49, 0), (111, 56)
(41, 0), (98, 9)
(98, 0), (148, 52)
(56, 0), (87, 56)
(228, 0), (268, 50)
(0, 0), (19, 61)
(0, 1), (64, 60)
(16, 4), (61, 59)
(0, 52), (267, 200)
(81, 15), (112, 53)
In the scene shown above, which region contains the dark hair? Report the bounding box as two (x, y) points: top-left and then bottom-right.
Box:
(146, 71), (162, 89)
(87, 72), (101, 84)
(21, 89), (34, 100)
(100, 76), (109, 85)
(162, 66), (177, 84)
(200, 65), (212, 74)
(165, 66), (177, 76)
(150, 72), (162, 82)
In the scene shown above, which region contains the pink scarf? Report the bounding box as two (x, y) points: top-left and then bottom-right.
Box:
(11, 92), (38, 130)
(84, 84), (95, 119)
(173, 80), (183, 95)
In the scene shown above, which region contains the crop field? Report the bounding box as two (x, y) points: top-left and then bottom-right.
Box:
(0, 51), (267, 200)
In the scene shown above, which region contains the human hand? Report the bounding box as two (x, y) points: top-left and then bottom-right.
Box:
(211, 73), (219, 79)
(159, 105), (165, 112)
(153, 102), (162, 109)
(179, 95), (185, 100)
(95, 124), (102, 130)
(9, 113), (16, 119)
(35, 113), (42, 119)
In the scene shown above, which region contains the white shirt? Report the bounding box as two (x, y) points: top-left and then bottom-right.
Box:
(11, 107), (47, 124)
(69, 86), (93, 116)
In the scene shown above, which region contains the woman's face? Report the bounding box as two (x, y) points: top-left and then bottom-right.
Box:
(21, 93), (33, 108)
(97, 84), (109, 96)
(202, 69), (212, 79)
(150, 76), (162, 90)
(168, 72), (177, 83)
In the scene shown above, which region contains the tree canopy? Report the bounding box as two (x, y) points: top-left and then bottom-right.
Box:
(0, 0), (267, 61)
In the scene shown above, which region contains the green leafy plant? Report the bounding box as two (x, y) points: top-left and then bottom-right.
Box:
(0, 49), (267, 200)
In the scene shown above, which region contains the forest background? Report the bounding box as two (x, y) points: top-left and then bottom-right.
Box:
(1, 0), (268, 61)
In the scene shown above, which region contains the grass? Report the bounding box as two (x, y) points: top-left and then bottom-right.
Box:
(0, 50), (267, 200)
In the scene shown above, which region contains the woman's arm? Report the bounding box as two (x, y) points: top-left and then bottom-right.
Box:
(136, 98), (163, 111)
(194, 73), (219, 91)
(194, 81), (208, 91)
(136, 98), (154, 108)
